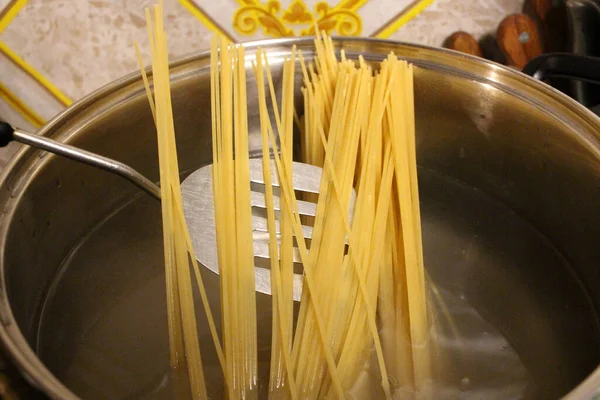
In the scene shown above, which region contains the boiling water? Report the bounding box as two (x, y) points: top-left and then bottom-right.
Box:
(35, 169), (599, 399)
(342, 287), (532, 400)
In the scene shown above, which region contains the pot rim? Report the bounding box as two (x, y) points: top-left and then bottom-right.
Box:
(0, 36), (598, 400)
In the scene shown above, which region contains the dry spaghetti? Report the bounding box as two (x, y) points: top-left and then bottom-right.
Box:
(137, 7), (431, 397)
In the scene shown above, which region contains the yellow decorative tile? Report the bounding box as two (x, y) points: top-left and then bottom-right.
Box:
(188, 0), (427, 40)
(0, 0), (212, 121)
(0, 51), (64, 122)
(0, 0), (524, 139)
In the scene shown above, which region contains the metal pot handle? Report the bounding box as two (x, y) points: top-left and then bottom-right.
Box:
(522, 53), (600, 85)
(0, 121), (161, 200)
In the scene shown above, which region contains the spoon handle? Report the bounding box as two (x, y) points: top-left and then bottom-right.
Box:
(0, 121), (161, 201)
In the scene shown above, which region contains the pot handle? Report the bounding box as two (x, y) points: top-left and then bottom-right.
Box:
(0, 120), (13, 147)
(522, 53), (600, 84)
(0, 121), (161, 200)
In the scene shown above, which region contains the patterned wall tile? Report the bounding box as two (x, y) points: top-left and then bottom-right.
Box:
(1, 0), (213, 100)
(0, 0), (522, 146)
(0, 52), (64, 119)
(192, 0), (417, 40)
(391, 0), (522, 46)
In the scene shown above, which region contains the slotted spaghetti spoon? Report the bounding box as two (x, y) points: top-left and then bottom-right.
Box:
(181, 159), (326, 301)
(0, 122), (342, 300)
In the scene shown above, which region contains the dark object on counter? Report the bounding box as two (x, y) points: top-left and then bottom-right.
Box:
(562, 0), (600, 108)
(0, 351), (47, 399)
(523, 0), (568, 53)
(443, 31), (483, 57)
(521, 1), (600, 111)
(523, 53), (600, 85)
(496, 13), (543, 69)
(565, 0), (600, 56)
(523, 53), (600, 113)
(522, 0), (569, 98)
(524, 0), (554, 20)
(479, 33), (508, 65)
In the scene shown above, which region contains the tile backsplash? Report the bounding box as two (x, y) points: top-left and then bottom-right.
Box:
(0, 0), (521, 165)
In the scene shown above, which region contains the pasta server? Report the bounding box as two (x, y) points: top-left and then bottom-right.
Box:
(181, 159), (328, 301)
(0, 121), (347, 300)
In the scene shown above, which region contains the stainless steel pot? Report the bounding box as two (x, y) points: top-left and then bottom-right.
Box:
(0, 38), (598, 400)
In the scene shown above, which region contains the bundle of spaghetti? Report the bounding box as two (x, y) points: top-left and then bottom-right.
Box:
(252, 50), (352, 398)
(254, 48), (348, 399)
(385, 55), (432, 391)
(252, 48), (297, 399)
(299, 30), (338, 168)
(138, 9), (431, 396)
(291, 65), (359, 398)
(324, 60), (396, 397)
(293, 64), (367, 397)
(210, 36), (258, 399)
(134, 2), (226, 399)
(297, 33), (432, 398)
(354, 54), (431, 397)
(283, 41), (395, 399)
(250, 47), (298, 397)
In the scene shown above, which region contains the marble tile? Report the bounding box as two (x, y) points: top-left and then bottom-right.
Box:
(1, 0), (213, 100)
(0, 0), (522, 102)
(0, 0), (523, 168)
(391, 0), (523, 46)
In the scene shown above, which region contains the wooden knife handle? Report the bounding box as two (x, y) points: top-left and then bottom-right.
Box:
(497, 14), (543, 69)
(523, 0), (553, 21)
(524, 0), (568, 53)
(444, 31), (483, 57)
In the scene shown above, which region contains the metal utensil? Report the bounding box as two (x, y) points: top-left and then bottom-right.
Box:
(181, 159), (329, 301)
(0, 121), (330, 299)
